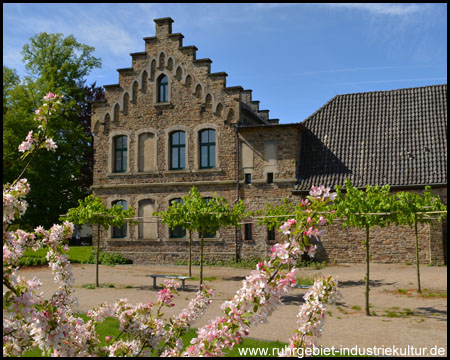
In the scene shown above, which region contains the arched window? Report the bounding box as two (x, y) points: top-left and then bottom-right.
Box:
(158, 75), (168, 102)
(169, 198), (186, 238)
(170, 131), (185, 170)
(123, 93), (129, 115)
(114, 103), (120, 123)
(112, 200), (127, 238)
(199, 129), (216, 169)
(114, 135), (127, 172)
(132, 81), (138, 103)
(141, 70), (148, 93)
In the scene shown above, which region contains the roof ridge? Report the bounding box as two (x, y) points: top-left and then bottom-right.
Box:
(334, 83), (447, 98)
(301, 83), (447, 124)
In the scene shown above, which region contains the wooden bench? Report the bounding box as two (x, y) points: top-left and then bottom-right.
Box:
(147, 274), (192, 291)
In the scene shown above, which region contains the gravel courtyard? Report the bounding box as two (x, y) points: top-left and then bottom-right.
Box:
(17, 262), (447, 357)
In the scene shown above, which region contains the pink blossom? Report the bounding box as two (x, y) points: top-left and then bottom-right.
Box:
(5, 137), (337, 358)
(44, 138), (58, 151)
(43, 92), (56, 101)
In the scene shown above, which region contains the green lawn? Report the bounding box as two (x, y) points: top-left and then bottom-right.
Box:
(20, 246), (92, 266)
(22, 314), (287, 357)
(21, 314), (365, 357)
(19, 246), (131, 266)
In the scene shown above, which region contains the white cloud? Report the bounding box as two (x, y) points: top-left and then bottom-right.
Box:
(322, 3), (424, 16)
(252, 3), (427, 16)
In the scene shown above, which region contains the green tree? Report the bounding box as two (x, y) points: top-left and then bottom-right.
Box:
(61, 195), (137, 287)
(334, 180), (395, 316)
(3, 66), (20, 115)
(393, 188), (447, 292)
(156, 187), (247, 286)
(3, 33), (101, 231)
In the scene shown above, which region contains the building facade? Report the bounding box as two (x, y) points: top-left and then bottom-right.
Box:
(91, 18), (447, 265)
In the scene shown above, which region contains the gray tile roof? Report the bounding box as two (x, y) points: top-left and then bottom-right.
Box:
(295, 84), (447, 191)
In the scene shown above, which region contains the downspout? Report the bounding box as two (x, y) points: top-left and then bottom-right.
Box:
(234, 121), (241, 263)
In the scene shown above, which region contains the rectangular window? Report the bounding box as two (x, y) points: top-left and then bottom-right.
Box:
(114, 135), (127, 173)
(200, 129), (216, 169)
(245, 173), (252, 184)
(169, 198), (186, 238)
(267, 227), (275, 241)
(112, 200), (127, 238)
(170, 131), (186, 170)
(267, 172), (274, 184)
(244, 223), (252, 240)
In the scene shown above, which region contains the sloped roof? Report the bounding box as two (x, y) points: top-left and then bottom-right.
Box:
(295, 84), (447, 191)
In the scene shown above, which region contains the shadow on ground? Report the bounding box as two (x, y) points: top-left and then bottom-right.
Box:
(338, 279), (396, 288)
(413, 306), (448, 322)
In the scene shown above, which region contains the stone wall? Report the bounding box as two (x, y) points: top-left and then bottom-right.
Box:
(314, 220), (441, 265)
(91, 17), (447, 266)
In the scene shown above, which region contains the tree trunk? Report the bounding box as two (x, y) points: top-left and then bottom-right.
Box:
(415, 215), (422, 293)
(235, 226), (239, 263)
(188, 230), (192, 277)
(200, 234), (205, 287)
(365, 224), (370, 316)
(96, 226), (100, 287)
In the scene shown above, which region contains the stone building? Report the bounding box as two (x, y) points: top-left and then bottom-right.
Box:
(91, 17), (447, 265)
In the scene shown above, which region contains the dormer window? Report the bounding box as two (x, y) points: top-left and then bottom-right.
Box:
(158, 75), (168, 102)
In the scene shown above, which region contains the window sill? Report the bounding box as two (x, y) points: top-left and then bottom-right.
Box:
(192, 168), (223, 173)
(164, 169), (191, 174)
(203, 237), (222, 242)
(153, 102), (173, 109)
(133, 171), (160, 175)
(107, 172), (132, 177)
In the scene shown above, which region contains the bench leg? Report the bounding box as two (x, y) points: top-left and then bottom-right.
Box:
(153, 277), (156, 289)
(181, 279), (185, 291)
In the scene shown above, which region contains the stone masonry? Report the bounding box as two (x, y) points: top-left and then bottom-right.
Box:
(91, 17), (447, 265)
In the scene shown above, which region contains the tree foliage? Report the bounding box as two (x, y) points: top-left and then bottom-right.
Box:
(156, 186), (248, 285)
(3, 33), (102, 231)
(334, 179), (396, 316)
(392, 187), (447, 292)
(62, 194), (136, 287)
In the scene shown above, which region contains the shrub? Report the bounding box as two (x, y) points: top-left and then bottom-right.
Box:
(86, 250), (132, 266)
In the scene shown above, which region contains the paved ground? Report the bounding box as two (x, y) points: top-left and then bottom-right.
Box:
(17, 262), (447, 357)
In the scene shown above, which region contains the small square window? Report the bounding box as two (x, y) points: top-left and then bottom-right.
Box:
(267, 173), (274, 184)
(245, 173), (252, 184)
(267, 228), (275, 241)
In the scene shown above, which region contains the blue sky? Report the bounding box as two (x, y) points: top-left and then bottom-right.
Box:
(3, 3), (447, 124)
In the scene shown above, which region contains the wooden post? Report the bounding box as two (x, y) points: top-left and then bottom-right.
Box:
(415, 213), (422, 293)
(200, 234), (204, 287)
(188, 230), (192, 277)
(365, 223), (370, 316)
(96, 226), (100, 287)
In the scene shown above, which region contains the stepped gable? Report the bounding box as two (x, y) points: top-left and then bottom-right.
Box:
(295, 84), (447, 191)
(93, 17), (272, 128)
